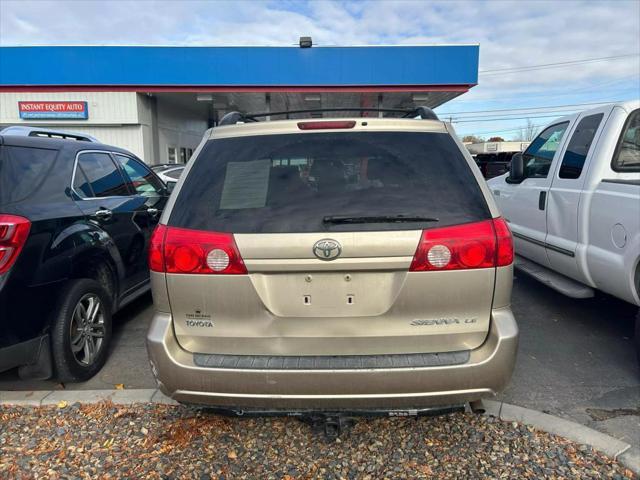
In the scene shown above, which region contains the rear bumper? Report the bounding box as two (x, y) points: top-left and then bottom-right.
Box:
(146, 308), (518, 410)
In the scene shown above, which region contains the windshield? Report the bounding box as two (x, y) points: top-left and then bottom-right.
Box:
(169, 131), (490, 233)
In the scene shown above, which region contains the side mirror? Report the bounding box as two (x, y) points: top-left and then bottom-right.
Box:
(507, 152), (525, 184)
(166, 182), (176, 194)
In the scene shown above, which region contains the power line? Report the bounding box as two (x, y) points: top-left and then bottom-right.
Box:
(451, 114), (569, 124)
(448, 75), (640, 105)
(438, 100), (619, 116)
(457, 123), (548, 136)
(479, 54), (639, 75)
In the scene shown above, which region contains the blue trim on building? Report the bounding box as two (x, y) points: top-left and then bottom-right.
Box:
(0, 46), (478, 87)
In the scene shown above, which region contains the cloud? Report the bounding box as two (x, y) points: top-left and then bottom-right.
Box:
(1, 0), (638, 138)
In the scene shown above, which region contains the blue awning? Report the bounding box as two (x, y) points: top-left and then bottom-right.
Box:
(0, 45), (478, 88)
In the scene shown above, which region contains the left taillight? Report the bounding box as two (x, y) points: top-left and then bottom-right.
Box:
(410, 218), (513, 272)
(0, 214), (31, 275)
(148, 224), (167, 272)
(148, 224), (247, 275)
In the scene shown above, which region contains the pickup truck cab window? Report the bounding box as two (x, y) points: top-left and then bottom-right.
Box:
(559, 113), (604, 179)
(612, 109), (640, 172)
(523, 122), (569, 179)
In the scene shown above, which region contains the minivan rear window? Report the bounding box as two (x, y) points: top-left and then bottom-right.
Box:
(169, 132), (490, 233)
(0, 145), (58, 205)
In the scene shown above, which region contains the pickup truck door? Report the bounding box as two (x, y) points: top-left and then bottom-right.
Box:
(492, 121), (571, 268)
(545, 108), (610, 282)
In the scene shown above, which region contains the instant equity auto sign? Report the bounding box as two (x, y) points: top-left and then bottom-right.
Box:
(18, 101), (88, 120)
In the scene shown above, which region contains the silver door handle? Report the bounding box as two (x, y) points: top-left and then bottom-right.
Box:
(147, 208), (159, 217)
(93, 209), (112, 220)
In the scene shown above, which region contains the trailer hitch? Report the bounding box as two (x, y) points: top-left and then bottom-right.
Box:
(299, 413), (355, 439)
(199, 404), (465, 439)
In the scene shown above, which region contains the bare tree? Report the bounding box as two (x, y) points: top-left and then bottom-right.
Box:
(523, 118), (538, 141)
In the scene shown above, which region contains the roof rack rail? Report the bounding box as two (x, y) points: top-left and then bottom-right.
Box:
(0, 126), (100, 142)
(217, 106), (439, 126)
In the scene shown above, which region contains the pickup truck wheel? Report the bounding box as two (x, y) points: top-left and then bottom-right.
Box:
(50, 279), (113, 383)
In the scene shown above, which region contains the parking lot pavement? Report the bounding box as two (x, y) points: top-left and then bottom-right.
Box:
(0, 293), (158, 391)
(1, 275), (639, 445)
(503, 273), (640, 447)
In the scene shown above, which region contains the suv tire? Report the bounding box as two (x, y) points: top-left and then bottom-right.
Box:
(50, 279), (113, 383)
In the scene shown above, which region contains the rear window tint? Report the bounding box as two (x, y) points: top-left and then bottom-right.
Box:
(0, 145), (58, 205)
(169, 131), (490, 233)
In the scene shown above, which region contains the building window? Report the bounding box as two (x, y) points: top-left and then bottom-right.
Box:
(180, 147), (187, 164)
(168, 146), (177, 163)
(187, 148), (194, 160)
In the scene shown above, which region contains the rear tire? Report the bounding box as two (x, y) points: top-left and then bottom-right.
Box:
(50, 279), (113, 383)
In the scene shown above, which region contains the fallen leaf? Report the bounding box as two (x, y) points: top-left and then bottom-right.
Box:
(57, 401), (68, 409)
(227, 451), (237, 460)
(114, 384), (124, 390)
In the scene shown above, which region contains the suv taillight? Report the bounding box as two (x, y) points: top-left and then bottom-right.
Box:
(410, 218), (513, 271)
(149, 225), (247, 274)
(0, 214), (31, 275)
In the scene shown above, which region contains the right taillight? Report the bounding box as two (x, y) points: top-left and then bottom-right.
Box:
(410, 218), (513, 271)
(148, 224), (247, 275)
(493, 217), (514, 266)
(0, 214), (31, 275)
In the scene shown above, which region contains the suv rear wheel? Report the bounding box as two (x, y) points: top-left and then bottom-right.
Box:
(51, 279), (113, 382)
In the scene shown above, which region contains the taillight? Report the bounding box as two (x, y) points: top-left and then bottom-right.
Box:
(148, 224), (167, 272)
(410, 218), (513, 271)
(493, 217), (514, 266)
(0, 214), (31, 275)
(148, 225), (247, 275)
(297, 121), (356, 130)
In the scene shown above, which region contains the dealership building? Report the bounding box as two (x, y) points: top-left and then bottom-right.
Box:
(0, 45), (478, 165)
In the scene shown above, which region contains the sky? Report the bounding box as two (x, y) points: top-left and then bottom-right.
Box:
(1, 0), (639, 139)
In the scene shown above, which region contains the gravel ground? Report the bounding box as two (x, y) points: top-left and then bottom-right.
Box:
(0, 403), (636, 480)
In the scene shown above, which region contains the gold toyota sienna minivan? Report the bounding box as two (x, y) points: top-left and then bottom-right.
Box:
(147, 109), (518, 414)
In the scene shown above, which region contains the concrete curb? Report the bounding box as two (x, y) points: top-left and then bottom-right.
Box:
(482, 400), (639, 475)
(0, 390), (637, 474)
(0, 388), (179, 407)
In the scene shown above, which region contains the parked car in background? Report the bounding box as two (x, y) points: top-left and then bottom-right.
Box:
(154, 165), (185, 191)
(488, 100), (640, 362)
(467, 141), (530, 179)
(147, 108), (518, 419)
(473, 152), (514, 179)
(0, 130), (169, 381)
(151, 164), (180, 173)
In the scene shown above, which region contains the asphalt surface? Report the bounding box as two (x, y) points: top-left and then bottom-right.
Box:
(1, 273), (639, 446)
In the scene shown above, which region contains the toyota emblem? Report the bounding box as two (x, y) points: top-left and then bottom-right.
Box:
(313, 239), (342, 261)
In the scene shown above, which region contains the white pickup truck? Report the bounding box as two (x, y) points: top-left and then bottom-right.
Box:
(488, 100), (640, 360)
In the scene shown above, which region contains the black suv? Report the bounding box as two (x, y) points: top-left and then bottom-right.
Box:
(0, 134), (168, 382)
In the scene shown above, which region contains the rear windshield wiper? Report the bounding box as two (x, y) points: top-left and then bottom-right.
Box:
(323, 214), (439, 225)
